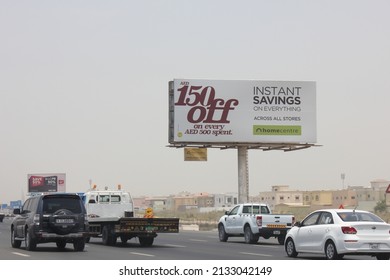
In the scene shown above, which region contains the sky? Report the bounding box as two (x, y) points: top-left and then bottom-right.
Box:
(1, 0), (390, 204)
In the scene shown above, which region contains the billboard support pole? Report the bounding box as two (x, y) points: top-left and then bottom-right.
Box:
(238, 146), (249, 203)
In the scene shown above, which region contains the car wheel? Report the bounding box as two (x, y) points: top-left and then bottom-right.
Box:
(73, 238), (86, 251)
(11, 227), (22, 248)
(56, 240), (67, 250)
(277, 235), (286, 245)
(25, 228), (37, 251)
(139, 237), (154, 247)
(218, 224), (228, 242)
(376, 253), (390, 260)
(102, 225), (116, 246)
(244, 225), (259, 244)
(285, 238), (298, 257)
(49, 210), (76, 235)
(325, 240), (340, 260)
(53, 209), (74, 215)
(120, 236), (128, 244)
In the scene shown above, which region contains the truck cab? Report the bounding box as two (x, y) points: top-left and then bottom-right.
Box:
(82, 189), (134, 218)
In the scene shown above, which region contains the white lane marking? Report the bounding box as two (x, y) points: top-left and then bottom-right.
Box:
(189, 239), (208, 242)
(130, 252), (155, 257)
(240, 252), (273, 257)
(164, 244), (187, 248)
(12, 252), (30, 257)
(253, 245), (279, 249)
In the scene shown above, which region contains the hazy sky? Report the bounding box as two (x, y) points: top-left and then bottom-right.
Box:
(1, 0), (389, 204)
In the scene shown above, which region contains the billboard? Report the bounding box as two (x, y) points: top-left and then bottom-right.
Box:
(10, 200), (22, 209)
(27, 173), (66, 193)
(169, 79), (316, 145)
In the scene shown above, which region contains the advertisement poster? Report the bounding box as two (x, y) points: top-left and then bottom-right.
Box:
(27, 173), (66, 193)
(169, 79), (316, 144)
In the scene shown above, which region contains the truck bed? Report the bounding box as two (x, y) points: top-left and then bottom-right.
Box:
(118, 217), (180, 233)
(88, 217), (180, 234)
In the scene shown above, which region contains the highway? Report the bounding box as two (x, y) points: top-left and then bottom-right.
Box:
(0, 217), (377, 260)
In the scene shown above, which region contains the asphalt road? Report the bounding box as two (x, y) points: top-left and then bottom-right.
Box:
(0, 217), (377, 260)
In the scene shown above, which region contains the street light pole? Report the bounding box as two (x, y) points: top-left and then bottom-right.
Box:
(341, 173), (345, 189)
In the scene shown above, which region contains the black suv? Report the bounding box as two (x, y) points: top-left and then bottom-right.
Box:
(11, 193), (89, 251)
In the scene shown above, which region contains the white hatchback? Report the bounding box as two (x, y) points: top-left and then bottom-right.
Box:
(285, 209), (390, 260)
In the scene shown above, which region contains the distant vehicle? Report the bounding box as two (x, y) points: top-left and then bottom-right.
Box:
(285, 209), (390, 260)
(82, 187), (179, 247)
(0, 213), (4, 222)
(11, 193), (89, 251)
(218, 203), (295, 245)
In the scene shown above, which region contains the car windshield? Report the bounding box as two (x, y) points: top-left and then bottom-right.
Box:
(42, 196), (82, 214)
(337, 211), (384, 222)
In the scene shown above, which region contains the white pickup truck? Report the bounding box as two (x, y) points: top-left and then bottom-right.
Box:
(218, 203), (295, 245)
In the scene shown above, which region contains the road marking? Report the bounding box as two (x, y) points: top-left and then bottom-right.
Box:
(253, 245), (279, 249)
(130, 252), (155, 257)
(164, 244), (187, 248)
(12, 252), (30, 257)
(189, 239), (208, 242)
(240, 252), (273, 257)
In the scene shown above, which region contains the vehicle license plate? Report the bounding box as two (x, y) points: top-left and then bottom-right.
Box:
(56, 219), (73, 224)
(369, 243), (379, 249)
(273, 230), (281, 235)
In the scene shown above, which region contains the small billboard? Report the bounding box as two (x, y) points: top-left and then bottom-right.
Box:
(184, 148), (207, 161)
(10, 200), (22, 209)
(386, 184), (390, 208)
(27, 173), (66, 193)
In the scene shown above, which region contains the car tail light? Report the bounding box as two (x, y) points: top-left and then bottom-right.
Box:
(341, 226), (357, 234)
(33, 214), (40, 225)
(256, 215), (262, 227)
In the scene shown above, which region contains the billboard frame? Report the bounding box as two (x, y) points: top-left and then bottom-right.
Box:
(168, 79), (320, 203)
(167, 141), (319, 152)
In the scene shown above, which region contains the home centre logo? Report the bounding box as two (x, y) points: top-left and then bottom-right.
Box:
(175, 82), (239, 124)
(253, 125), (302, 136)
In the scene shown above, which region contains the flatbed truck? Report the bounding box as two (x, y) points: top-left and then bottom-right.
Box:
(82, 187), (179, 247)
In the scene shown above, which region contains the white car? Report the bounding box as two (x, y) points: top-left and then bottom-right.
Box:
(285, 209), (390, 260)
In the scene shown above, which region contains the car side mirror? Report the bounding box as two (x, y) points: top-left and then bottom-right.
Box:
(294, 221), (302, 227)
(225, 211), (230, 215)
(13, 208), (21, 215)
